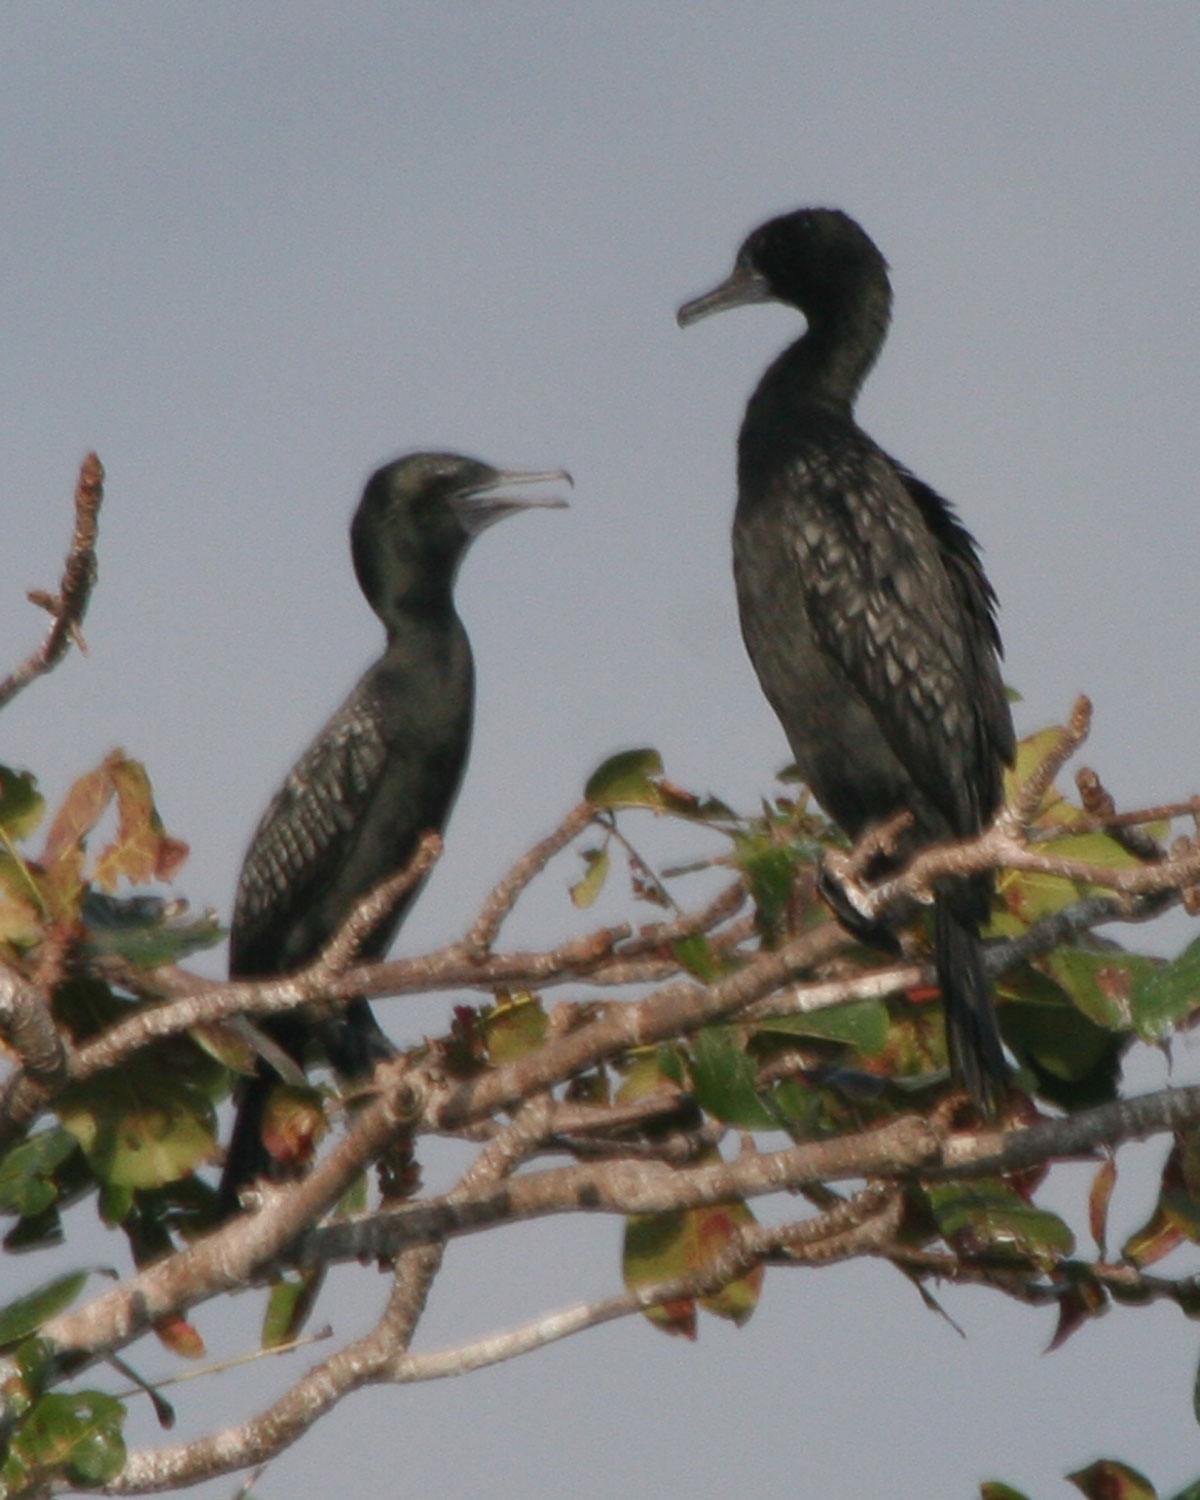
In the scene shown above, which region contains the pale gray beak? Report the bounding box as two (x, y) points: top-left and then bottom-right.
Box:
(677, 262), (774, 327)
(453, 468), (572, 536)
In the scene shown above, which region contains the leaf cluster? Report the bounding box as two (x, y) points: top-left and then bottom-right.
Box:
(2, 726), (1200, 1493)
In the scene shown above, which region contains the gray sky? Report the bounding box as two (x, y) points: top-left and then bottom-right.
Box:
(4, 5), (1200, 1497)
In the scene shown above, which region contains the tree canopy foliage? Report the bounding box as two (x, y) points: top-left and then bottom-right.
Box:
(3, 458), (1200, 1500)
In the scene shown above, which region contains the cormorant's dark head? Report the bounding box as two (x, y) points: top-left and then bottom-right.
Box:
(677, 208), (892, 404)
(677, 207), (890, 329)
(351, 452), (570, 625)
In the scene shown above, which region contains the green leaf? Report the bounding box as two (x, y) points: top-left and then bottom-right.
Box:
(755, 999), (890, 1054)
(1040, 946), (1159, 1032)
(1133, 935), (1200, 1040)
(616, 1048), (680, 1105)
(1067, 1459), (1158, 1500)
(1194, 1345), (1200, 1431)
(569, 845), (610, 908)
(735, 839), (800, 943)
(0, 1270), (89, 1347)
(58, 1062), (218, 1189)
(623, 1182), (762, 1336)
(671, 933), (723, 982)
(655, 1045), (687, 1089)
(11, 1390), (127, 1486)
(81, 890), (223, 967)
(483, 992), (548, 1063)
(690, 1028), (777, 1129)
(4, 1203), (65, 1253)
(996, 732), (1148, 928)
(584, 748), (665, 809)
(0, 765), (45, 840)
(0, 1128), (78, 1216)
(262, 1268), (325, 1349)
(926, 1178), (1074, 1259)
(980, 1485), (1035, 1500)
(996, 981), (1122, 1107)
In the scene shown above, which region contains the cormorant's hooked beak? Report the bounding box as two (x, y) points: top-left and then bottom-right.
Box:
(677, 263), (774, 327)
(452, 468), (573, 537)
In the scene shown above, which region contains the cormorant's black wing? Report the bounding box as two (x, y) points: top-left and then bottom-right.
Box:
(775, 438), (1010, 836)
(895, 462), (1016, 798)
(228, 679), (392, 979)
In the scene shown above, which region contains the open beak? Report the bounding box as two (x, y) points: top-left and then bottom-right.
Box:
(453, 468), (573, 536)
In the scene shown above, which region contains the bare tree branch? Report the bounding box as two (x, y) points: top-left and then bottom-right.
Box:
(102, 1186), (900, 1493)
(39, 1061), (425, 1366)
(0, 453), (104, 711)
(0, 960), (69, 1140)
(1000, 693), (1093, 835)
(9, 685), (1200, 1496)
(463, 800), (597, 956)
(37, 1077), (1200, 1387)
(315, 832), (443, 972)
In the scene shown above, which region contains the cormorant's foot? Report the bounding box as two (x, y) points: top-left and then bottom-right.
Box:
(816, 862), (903, 954)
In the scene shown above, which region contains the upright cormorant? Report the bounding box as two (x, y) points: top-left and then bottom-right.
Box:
(218, 452), (569, 1213)
(678, 207), (1014, 1110)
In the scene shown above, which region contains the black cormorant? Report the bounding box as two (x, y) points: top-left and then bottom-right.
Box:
(218, 452), (569, 1213)
(678, 207), (1014, 1110)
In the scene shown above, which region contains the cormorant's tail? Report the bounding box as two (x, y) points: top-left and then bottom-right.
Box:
(316, 997), (395, 1078)
(217, 1068), (274, 1219)
(217, 998), (395, 1219)
(934, 888), (1008, 1114)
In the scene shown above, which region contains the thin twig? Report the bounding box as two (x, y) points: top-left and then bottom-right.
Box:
(463, 801), (596, 957)
(104, 1187), (898, 1493)
(0, 453), (105, 711)
(316, 833), (442, 971)
(1072, 767), (1172, 861)
(999, 693), (1093, 835)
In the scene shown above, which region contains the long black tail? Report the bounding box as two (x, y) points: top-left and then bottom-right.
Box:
(934, 887), (1008, 1114)
(217, 1068), (275, 1218)
(217, 998), (394, 1219)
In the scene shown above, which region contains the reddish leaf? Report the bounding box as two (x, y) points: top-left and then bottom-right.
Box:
(260, 1085), (327, 1172)
(41, 752), (121, 867)
(1124, 1135), (1200, 1263)
(39, 752), (189, 900)
(1090, 1155), (1118, 1256)
(624, 1210), (698, 1337)
(93, 757), (188, 890)
(1047, 1275), (1108, 1352)
(1181, 1130), (1200, 1199)
(1122, 1204), (1185, 1267)
(696, 1201), (764, 1326)
(152, 1312), (205, 1360)
(649, 1295), (697, 1339)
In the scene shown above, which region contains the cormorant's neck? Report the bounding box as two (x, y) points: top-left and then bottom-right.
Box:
(355, 543), (466, 642)
(373, 582), (462, 647)
(757, 280), (891, 411)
